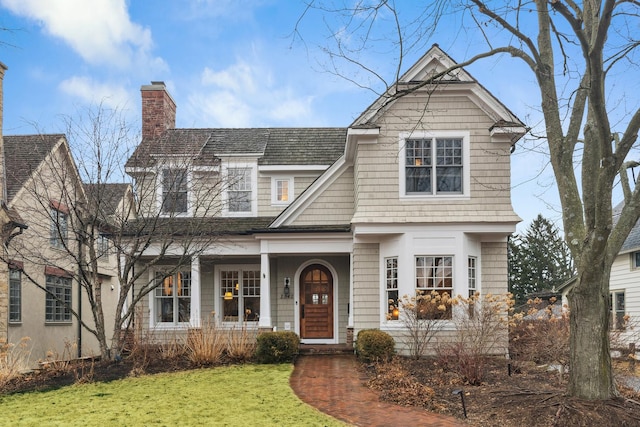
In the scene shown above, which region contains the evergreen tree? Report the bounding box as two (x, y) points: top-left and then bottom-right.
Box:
(509, 214), (574, 306)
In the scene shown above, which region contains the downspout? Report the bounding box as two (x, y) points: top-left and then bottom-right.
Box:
(77, 274), (82, 358)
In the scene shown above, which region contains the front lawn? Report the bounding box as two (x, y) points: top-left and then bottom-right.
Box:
(0, 364), (346, 426)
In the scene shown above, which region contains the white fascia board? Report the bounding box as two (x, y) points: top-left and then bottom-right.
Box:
(352, 222), (518, 237)
(191, 165), (220, 172)
(124, 166), (155, 175)
(130, 237), (261, 257)
(269, 156), (349, 228)
(216, 153), (263, 158)
(257, 233), (353, 254)
(258, 165), (329, 173)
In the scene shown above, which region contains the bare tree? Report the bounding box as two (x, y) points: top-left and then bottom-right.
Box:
(4, 105), (226, 361)
(300, 0), (640, 399)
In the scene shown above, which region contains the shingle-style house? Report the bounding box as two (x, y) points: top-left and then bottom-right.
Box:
(1, 132), (130, 363)
(589, 206), (640, 341)
(125, 45), (526, 353)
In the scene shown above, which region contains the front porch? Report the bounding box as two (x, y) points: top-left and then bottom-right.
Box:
(137, 250), (354, 346)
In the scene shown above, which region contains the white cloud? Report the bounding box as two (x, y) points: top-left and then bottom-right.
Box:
(0, 0), (159, 69)
(59, 76), (133, 111)
(187, 59), (315, 127)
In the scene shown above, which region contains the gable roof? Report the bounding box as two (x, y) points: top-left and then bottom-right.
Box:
(3, 134), (66, 202)
(84, 183), (132, 220)
(126, 128), (347, 169)
(351, 44), (526, 137)
(613, 202), (640, 254)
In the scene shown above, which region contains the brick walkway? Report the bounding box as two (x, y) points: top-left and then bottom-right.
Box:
(290, 354), (466, 427)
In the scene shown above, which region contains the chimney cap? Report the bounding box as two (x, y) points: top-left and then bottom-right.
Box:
(150, 81), (165, 86)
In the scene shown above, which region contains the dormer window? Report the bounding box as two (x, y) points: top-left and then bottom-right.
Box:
(399, 132), (470, 199)
(228, 168), (252, 212)
(161, 168), (188, 214)
(222, 161), (257, 217)
(271, 177), (294, 205)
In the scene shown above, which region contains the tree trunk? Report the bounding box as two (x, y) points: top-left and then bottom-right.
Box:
(567, 265), (616, 399)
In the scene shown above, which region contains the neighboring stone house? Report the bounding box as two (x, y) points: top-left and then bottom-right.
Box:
(1, 133), (128, 363)
(125, 45), (526, 354)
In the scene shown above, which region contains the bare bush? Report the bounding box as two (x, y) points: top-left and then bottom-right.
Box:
(186, 320), (226, 366)
(436, 293), (512, 385)
(226, 325), (257, 363)
(395, 291), (454, 359)
(0, 337), (32, 386)
(510, 298), (569, 382)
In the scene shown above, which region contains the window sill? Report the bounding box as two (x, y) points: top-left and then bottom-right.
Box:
(45, 321), (73, 326)
(8, 321), (22, 326)
(400, 194), (469, 201)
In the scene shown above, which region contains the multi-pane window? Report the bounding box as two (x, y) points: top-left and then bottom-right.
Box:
(415, 256), (453, 319)
(9, 269), (21, 323)
(385, 257), (399, 320)
(405, 138), (463, 195)
(275, 179), (289, 203)
(161, 168), (188, 214)
(220, 268), (260, 323)
(228, 168), (252, 212)
(610, 291), (626, 330)
(468, 257), (477, 298)
(45, 275), (72, 322)
(154, 271), (191, 324)
(97, 235), (109, 259)
(50, 208), (68, 248)
(468, 257), (477, 318)
(633, 252), (640, 269)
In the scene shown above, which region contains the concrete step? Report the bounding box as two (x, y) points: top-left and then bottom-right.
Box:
(299, 344), (354, 355)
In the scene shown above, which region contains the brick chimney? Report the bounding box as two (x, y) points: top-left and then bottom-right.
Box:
(141, 81), (176, 139)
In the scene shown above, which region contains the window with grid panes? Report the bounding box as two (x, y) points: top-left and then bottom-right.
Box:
(415, 256), (453, 319)
(45, 275), (72, 322)
(220, 268), (260, 323)
(405, 138), (463, 195)
(154, 271), (191, 324)
(385, 257), (398, 320)
(9, 269), (21, 323)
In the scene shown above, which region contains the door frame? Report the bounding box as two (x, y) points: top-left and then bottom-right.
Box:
(294, 259), (339, 344)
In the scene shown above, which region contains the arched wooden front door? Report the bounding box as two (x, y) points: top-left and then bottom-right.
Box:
(300, 264), (334, 339)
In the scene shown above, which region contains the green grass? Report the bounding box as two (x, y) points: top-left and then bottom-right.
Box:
(0, 364), (348, 426)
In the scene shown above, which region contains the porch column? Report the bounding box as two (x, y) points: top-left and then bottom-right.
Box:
(259, 252), (272, 329)
(190, 256), (201, 327)
(348, 251), (354, 327)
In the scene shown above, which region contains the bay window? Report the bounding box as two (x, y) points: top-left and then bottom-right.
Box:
(415, 255), (453, 319)
(385, 257), (399, 320)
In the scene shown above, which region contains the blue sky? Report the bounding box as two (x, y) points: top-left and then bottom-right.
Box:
(0, 0), (561, 231)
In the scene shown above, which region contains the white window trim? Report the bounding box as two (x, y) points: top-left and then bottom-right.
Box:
(398, 131), (470, 200)
(632, 252), (640, 269)
(271, 176), (294, 206)
(156, 167), (192, 217)
(214, 264), (261, 327)
(222, 161), (258, 217)
(148, 269), (193, 329)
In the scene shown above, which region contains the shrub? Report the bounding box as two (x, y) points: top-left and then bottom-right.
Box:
(187, 321), (226, 366)
(0, 337), (32, 386)
(394, 291), (454, 359)
(355, 329), (395, 363)
(227, 326), (257, 363)
(437, 292), (512, 384)
(254, 331), (299, 363)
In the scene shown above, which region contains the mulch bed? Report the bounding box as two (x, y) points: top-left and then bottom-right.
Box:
(363, 357), (640, 426)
